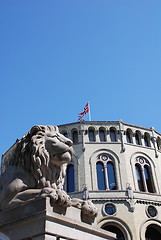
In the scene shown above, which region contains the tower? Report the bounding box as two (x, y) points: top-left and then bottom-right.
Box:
(58, 120), (161, 240)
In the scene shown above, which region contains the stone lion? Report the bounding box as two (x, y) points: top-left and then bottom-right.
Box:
(0, 125), (74, 210)
(0, 125), (97, 217)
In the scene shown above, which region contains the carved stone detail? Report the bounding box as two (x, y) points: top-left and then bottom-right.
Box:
(0, 125), (97, 218)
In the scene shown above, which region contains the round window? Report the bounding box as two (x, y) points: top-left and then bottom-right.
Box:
(103, 203), (116, 216)
(139, 158), (144, 164)
(146, 205), (158, 218)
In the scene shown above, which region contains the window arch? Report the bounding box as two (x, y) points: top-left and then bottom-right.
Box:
(99, 128), (106, 142)
(102, 224), (125, 240)
(72, 130), (78, 144)
(88, 128), (95, 142)
(135, 157), (155, 193)
(126, 129), (133, 143)
(99, 218), (132, 240)
(135, 131), (142, 145)
(96, 154), (117, 190)
(109, 127), (117, 142)
(66, 164), (75, 193)
(144, 133), (151, 147)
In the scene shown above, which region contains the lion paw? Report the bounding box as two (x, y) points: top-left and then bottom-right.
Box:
(71, 198), (82, 209)
(81, 200), (98, 217)
(40, 187), (58, 204)
(56, 189), (71, 206)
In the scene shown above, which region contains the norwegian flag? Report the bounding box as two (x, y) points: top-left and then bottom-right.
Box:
(78, 103), (89, 121)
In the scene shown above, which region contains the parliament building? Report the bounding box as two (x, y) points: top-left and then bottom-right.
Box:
(58, 120), (161, 240)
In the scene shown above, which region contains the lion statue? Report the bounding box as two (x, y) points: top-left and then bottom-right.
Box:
(0, 125), (97, 217)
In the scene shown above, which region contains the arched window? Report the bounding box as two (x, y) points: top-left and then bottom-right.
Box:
(102, 225), (125, 240)
(88, 128), (95, 142)
(135, 164), (144, 191)
(156, 137), (161, 150)
(72, 130), (78, 144)
(135, 157), (155, 193)
(126, 129), (132, 143)
(107, 162), (116, 190)
(96, 162), (106, 190)
(99, 128), (106, 142)
(110, 128), (117, 142)
(66, 164), (75, 193)
(96, 154), (117, 190)
(144, 133), (151, 147)
(145, 224), (161, 240)
(135, 131), (141, 145)
(144, 165), (154, 193)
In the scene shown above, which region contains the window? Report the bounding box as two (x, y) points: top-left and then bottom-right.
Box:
(144, 133), (151, 147)
(145, 224), (161, 240)
(110, 128), (117, 142)
(88, 128), (95, 142)
(135, 157), (155, 193)
(72, 130), (78, 144)
(96, 162), (106, 190)
(144, 165), (154, 193)
(103, 203), (116, 215)
(99, 128), (106, 142)
(146, 205), (158, 218)
(156, 137), (161, 150)
(96, 154), (117, 190)
(126, 129), (132, 143)
(66, 164), (75, 193)
(135, 164), (144, 191)
(135, 131), (141, 145)
(102, 225), (125, 240)
(107, 162), (116, 190)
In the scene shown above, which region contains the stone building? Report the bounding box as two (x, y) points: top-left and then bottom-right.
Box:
(0, 123), (115, 240)
(58, 120), (161, 240)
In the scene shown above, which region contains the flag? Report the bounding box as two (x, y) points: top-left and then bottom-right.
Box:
(78, 103), (89, 121)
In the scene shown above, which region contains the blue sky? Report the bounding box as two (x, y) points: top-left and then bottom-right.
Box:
(0, 1), (161, 157)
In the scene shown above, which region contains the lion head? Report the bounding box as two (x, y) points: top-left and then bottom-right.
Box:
(2, 125), (73, 190)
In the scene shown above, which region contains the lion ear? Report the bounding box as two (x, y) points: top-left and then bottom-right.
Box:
(30, 125), (42, 135)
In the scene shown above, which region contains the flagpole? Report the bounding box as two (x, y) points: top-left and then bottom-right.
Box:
(88, 101), (92, 121)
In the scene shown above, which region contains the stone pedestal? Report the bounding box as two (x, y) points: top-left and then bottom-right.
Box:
(0, 198), (115, 240)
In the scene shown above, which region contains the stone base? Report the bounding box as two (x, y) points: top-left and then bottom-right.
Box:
(0, 198), (115, 240)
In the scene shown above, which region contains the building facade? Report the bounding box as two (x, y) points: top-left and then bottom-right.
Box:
(58, 120), (161, 240)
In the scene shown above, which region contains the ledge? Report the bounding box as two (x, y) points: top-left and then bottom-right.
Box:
(0, 197), (115, 240)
